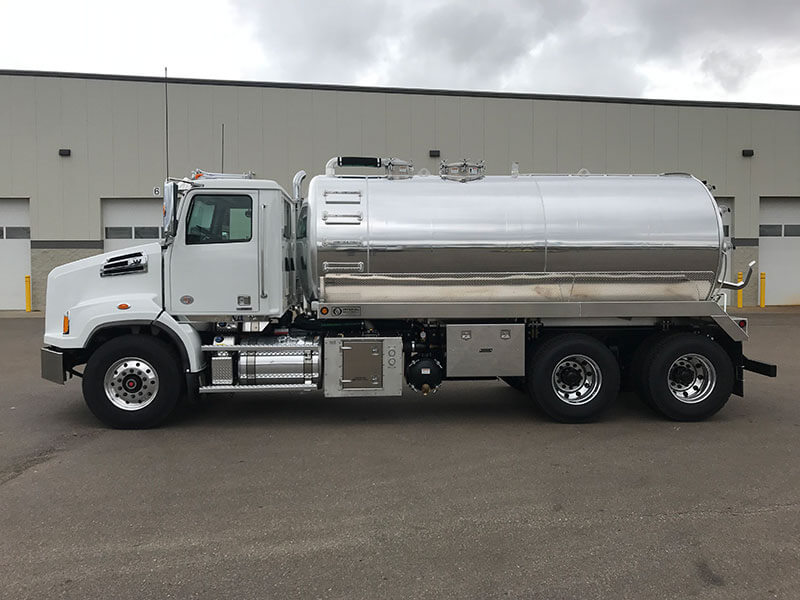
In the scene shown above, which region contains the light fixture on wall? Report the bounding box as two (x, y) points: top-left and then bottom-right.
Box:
(742, 149), (755, 157)
(58, 148), (71, 157)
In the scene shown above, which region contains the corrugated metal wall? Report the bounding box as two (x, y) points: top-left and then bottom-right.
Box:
(1, 72), (799, 243)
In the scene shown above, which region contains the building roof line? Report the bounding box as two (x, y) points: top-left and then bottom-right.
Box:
(2, 68), (800, 112)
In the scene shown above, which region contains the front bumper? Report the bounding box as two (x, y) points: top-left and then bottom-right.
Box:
(41, 347), (66, 384)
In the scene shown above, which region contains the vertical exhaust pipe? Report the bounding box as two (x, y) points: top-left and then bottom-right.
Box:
(292, 170), (307, 204)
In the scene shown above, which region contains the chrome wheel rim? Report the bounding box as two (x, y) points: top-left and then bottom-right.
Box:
(667, 353), (716, 404)
(103, 357), (159, 411)
(551, 354), (602, 405)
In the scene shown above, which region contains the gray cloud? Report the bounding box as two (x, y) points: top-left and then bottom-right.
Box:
(700, 49), (762, 92)
(231, 0), (800, 99)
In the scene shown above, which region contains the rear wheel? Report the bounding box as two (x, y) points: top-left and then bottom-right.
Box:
(83, 335), (182, 429)
(630, 332), (667, 408)
(640, 333), (733, 421)
(527, 334), (620, 423)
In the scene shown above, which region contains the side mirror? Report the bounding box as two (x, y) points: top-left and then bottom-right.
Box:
(162, 181), (178, 239)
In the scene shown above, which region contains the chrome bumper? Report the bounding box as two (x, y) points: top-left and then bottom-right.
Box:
(41, 347), (66, 384)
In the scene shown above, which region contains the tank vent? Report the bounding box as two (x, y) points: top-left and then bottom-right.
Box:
(385, 158), (414, 180)
(100, 251), (148, 277)
(440, 159), (485, 182)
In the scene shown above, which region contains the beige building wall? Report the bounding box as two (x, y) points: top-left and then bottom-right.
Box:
(2, 71), (800, 307)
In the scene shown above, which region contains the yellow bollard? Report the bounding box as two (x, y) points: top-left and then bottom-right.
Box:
(760, 272), (766, 308)
(736, 271), (743, 309)
(24, 275), (32, 312)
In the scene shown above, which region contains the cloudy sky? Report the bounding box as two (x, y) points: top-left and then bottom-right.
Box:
(2, 0), (800, 104)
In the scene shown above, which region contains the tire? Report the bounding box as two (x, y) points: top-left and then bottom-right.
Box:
(526, 334), (620, 423)
(500, 376), (527, 393)
(82, 335), (183, 429)
(630, 332), (668, 409)
(640, 332), (733, 421)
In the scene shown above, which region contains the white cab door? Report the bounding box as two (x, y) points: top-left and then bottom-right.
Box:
(759, 197), (800, 305)
(168, 190), (263, 315)
(0, 199), (31, 309)
(102, 198), (163, 252)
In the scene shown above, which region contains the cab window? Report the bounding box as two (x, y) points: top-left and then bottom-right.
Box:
(185, 195), (252, 245)
(297, 205), (308, 239)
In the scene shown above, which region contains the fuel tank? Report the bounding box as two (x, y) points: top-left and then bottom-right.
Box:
(299, 172), (724, 303)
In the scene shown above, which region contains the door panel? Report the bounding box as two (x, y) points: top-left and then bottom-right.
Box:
(341, 340), (383, 389)
(168, 191), (260, 315)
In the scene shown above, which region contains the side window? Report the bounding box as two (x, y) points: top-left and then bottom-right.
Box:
(282, 200), (293, 240)
(186, 195), (252, 245)
(297, 205), (308, 240)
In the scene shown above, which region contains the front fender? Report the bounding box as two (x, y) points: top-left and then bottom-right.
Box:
(44, 294), (204, 373)
(44, 293), (163, 348)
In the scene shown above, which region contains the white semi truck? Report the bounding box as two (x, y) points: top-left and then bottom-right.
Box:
(41, 157), (776, 428)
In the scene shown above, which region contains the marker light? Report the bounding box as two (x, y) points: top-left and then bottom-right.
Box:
(118, 303), (130, 310)
(320, 306), (329, 315)
(63, 312), (70, 335)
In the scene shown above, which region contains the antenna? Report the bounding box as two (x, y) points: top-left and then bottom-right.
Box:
(221, 123), (225, 172)
(164, 67), (170, 181)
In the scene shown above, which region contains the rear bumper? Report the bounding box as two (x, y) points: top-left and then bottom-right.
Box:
(41, 347), (66, 384)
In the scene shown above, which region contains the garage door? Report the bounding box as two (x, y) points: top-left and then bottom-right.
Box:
(759, 197), (800, 305)
(0, 199), (32, 310)
(102, 198), (163, 253)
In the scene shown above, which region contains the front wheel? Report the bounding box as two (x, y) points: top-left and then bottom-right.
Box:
(82, 335), (182, 429)
(640, 333), (733, 421)
(527, 334), (620, 423)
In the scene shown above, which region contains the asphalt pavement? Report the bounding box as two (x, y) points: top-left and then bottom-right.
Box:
(0, 312), (798, 599)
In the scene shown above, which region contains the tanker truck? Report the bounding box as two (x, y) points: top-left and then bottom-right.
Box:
(40, 157), (776, 428)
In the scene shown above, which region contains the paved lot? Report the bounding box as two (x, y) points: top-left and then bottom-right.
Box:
(0, 313), (798, 599)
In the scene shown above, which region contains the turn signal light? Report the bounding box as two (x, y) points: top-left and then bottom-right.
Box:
(117, 303), (130, 310)
(320, 306), (329, 315)
(63, 313), (70, 335)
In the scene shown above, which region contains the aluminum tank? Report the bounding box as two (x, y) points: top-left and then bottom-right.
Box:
(300, 173), (724, 304)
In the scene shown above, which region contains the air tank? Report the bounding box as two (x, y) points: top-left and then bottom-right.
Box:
(300, 171), (724, 304)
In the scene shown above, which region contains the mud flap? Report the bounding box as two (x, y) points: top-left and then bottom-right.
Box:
(743, 356), (778, 378)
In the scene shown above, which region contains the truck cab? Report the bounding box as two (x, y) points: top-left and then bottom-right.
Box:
(163, 176), (296, 317)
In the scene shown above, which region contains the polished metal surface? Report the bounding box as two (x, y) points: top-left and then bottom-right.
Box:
(199, 383), (319, 393)
(445, 323), (525, 377)
(323, 337), (403, 398)
(321, 271), (716, 303)
(340, 340), (384, 390)
(667, 353), (717, 404)
(305, 172), (724, 305)
(211, 353), (234, 385)
(720, 259), (756, 290)
(235, 335), (320, 386)
(315, 300), (730, 319)
(103, 357), (159, 411)
(41, 347), (65, 384)
(551, 354), (603, 405)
